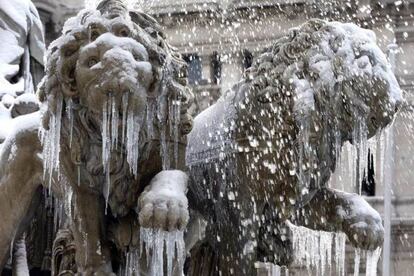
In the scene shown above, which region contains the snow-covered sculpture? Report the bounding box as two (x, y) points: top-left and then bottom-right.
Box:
(187, 19), (403, 275)
(0, 0), (45, 143)
(0, 0), (193, 274)
(0, 0), (46, 270)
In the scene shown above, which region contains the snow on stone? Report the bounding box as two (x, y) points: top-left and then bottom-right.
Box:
(0, 0), (45, 152)
(291, 21), (402, 120)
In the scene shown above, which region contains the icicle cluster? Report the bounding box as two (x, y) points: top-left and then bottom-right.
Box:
(290, 225), (345, 275)
(291, 225), (383, 276)
(101, 94), (144, 211)
(353, 247), (382, 276)
(365, 247), (382, 276)
(138, 228), (185, 276)
(122, 250), (140, 276)
(334, 231), (346, 276)
(41, 93), (64, 190)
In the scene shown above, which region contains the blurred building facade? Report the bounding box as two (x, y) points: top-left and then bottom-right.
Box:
(32, 0), (414, 275)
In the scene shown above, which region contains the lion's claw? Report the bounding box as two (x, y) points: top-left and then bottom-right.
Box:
(340, 197), (384, 250)
(137, 170), (189, 231)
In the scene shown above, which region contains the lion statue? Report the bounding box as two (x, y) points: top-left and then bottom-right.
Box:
(186, 19), (403, 275)
(0, 0), (193, 274)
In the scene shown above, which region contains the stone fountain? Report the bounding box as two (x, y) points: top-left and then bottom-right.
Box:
(0, 0), (403, 275)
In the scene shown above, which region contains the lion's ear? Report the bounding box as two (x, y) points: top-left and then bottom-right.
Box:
(60, 64), (78, 97)
(57, 32), (87, 97)
(58, 45), (79, 97)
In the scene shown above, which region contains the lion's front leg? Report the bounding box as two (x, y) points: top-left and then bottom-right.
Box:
(292, 187), (384, 250)
(137, 170), (189, 231)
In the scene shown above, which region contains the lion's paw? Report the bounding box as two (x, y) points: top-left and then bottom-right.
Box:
(340, 197), (384, 250)
(137, 170), (189, 231)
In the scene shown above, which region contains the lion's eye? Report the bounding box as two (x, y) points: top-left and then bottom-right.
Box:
(87, 57), (99, 67)
(118, 28), (130, 37)
(90, 31), (100, 41)
(132, 54), (141, 61)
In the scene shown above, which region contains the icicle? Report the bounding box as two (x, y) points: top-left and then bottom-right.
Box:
(121, 93), (128, 145)
(352, 119), (368, 194)
(139, 228), (186, 276)
(66, 98), (74, 148)
(160, 128), (170, 170)
(126, 108), (142, 177)
(166, 231), (176, 276)
(297, 119), (311, 193)
(102, 97), (111, 213)
(173, 97), (181, 168)
(365, 247), (382, 276)
(167, 92), (182, 168)
(290, 225), (334, 273)
(64, 185), (73, 223)
(366, 250), (372, 275)
(175, 230), (185, 275)
(146, 100), (154, 139)
(354, 248), (360, 276)
(152, 230), (164, 276)
(378, 130), (386, 187)
(125, 250), (139, 276)
(41, 92), (64, 191)
(111, 95), (119, 150)
(346, 142), (356, 189)
(334, 232), (346, 276)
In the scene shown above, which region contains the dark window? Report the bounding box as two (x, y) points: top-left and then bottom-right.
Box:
(183, 54), (202, 85)
(211, 51), (221, 85)
(361, 149), (375, 196)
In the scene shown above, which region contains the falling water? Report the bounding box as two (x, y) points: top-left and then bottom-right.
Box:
(139, 228), (185, 276)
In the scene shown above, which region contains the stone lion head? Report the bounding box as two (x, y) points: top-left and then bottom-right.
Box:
(243, 19), (403, 204)
(38, 0), (193, 214)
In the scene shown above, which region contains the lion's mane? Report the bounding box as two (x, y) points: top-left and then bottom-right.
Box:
(243, 19), (402, 202)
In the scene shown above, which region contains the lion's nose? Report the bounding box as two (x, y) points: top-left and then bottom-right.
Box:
(102, 47), (137, 67)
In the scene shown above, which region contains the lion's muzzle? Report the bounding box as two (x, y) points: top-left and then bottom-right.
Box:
(76, 33), (153, 113)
